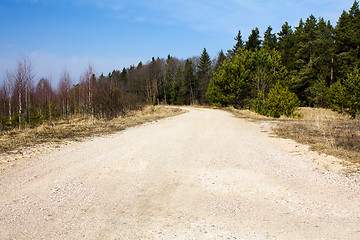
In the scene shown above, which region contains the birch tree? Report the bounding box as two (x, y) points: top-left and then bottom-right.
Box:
(58, 69), (72, 120)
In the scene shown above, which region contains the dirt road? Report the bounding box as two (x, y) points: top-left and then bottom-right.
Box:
(1, 108), (359, 239)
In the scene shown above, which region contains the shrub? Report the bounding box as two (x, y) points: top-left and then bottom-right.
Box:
(327, 81), (346, 113)
(343, 67), (360, 118)
(262, 82), (300, 118)
(327, 67), (360, 118)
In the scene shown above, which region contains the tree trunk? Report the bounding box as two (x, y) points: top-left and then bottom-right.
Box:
(89, 76), (91, 122)
(27, 85), (31, 123)
(8, 92), (12, 126)
(25, 83), (28, 124)
(331, 57), (334, 85)
(19, 90), (22, 130)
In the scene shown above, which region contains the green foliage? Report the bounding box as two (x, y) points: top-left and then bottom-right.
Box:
(307, 77), (329, 107)
(290, 15), (336, 105)
(206, 50), (253, 107)
(251, 48), (289, 97)
(343, 67), (360, 118)
(0, 116), (11, 131)
(253, 93), (265, 115)
(2, 1), (360, 131)
(327, 67), (360, 118)
(227, 30), (244, 58)
(197, 48), (212, 103)
(207, 47), (293, 117)
(246, 28), (262, 51)
(277, 22), (297, 73)
(327, 81), (346, 112)
(263, 26), (277, 50)
(335, 1), (360, 81)
(261, 82), (300, 118)
(214, 50), (226, 72)
(181, 59), (196, 105)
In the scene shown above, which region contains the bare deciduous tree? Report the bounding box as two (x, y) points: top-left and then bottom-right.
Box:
(5, 71), (14, 125)
(13, 57), (34, 129)
(79, 64), (95, 121)
(58, 69), (72, 120)
(35, 78), (54, 120)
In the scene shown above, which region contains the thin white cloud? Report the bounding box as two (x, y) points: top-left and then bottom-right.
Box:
(67, 0), (354, 35)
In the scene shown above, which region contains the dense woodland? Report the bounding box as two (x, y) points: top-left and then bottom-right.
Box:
(1, 1), (360, 130)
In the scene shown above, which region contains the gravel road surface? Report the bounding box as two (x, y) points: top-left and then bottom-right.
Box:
(1, 107), (359, 239)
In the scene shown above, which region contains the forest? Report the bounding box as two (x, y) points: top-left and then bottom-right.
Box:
(1, 1), (360, 130)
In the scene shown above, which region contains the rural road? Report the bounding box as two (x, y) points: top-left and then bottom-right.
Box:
(1, 107), (359, 239)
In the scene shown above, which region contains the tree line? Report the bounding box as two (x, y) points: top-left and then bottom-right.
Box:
(0, 50), (213, 130)
(208, 0), (360, 118)
(1, 1), (360, 131)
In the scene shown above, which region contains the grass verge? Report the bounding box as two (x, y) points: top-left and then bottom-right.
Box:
(0, 105), (186, 155)
(228, 107), (360, 173)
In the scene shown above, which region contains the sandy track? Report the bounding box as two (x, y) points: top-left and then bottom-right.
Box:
(0, 108), (359, 239)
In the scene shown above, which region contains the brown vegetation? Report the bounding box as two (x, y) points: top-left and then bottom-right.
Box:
(229, 107), (360, 173)
(274, 108), (360, 172)
(0, 105), (186, 154)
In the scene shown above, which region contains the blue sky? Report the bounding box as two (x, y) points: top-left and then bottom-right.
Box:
(0, 0), (355, 85)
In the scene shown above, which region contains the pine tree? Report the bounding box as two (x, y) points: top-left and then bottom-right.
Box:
(252, 48), (288, 100)
(182, 60), (196, 105)
(214, 50), (226, 72)
(262, 82), (300, 118)
(293, 15), (320, 105)
(246, 28), (262, 51)
(207, 50), (254, 107)
(197, 48), (212, 103)
(348, 1), (360, 52)
(277, 22), (295, 71)
(163, 55), (176, 104)
(227, 30), (244, 58)
(170, 66), (183, 105)
(335, 0), (360, 81)
(263, 26), (277, 49)
(343, 67), (360, 118)
(326, 80), (346, 112)
(120, 68), (127, 83)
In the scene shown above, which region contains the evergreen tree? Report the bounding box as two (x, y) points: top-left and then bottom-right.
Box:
(335, 1), (360, 81)
(314, 18), (335, 86)
(164, 55), (176, 104)
(120, 67), (127, 83)
(277, 22), (295, 71)
(290, 15), (336, 106)
(263, 26), (277, 49)
(252, 48), (288, 100)
(327, 80), (346, 112)
(336, 1), (360, 53)
(182, 60), (196, 105)
(343, 67), (360, 118)
(207, 50), (254, 107)
(137, 61), (143, 68)
(262, 82), (300, 118)
(197, 48), (212, 103)
(170, 66), (184, 105)
(293, 15), (320, 105)
(246, 27), (262, 51)
(227, 30), (244, 58)
(214, 50), (226, 72)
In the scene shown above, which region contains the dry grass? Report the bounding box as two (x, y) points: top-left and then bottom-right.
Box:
(0, 105), (186, 154)
(228, 107), (360, 173)
(274, 108), (360, 172)
(226, 107), (275, 121)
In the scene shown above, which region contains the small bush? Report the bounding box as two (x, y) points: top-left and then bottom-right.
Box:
(327, 68), (360, 118)
(343, 67), (360, 118)
(262, 82), (300, 118)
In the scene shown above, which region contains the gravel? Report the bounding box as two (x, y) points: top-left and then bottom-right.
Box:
(0, 107), (359, 239)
